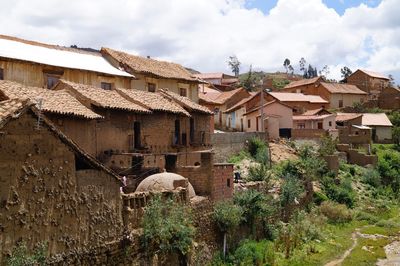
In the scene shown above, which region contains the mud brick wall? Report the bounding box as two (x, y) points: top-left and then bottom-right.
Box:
(0, 111), (123, 264)
(212, 164), (234, 201)
(211, 132), (267, 163)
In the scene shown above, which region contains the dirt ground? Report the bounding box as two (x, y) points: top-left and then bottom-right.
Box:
(269, 140), (298, 163)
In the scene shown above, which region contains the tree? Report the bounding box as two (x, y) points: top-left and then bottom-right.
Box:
(228, 55), (241, 77)
(299, 58), (306, 76)
(305, 64), (318, 79)
(288, 65), (294, 75)
(141, 196), (195, 265)
(213, 201), (243, 258)
(283, 58), (291, 73)
(340, 66), (353, 80)
(242, 65), (255, 90)
(319, 65), (330, 78)
(388, 74), (395, 87)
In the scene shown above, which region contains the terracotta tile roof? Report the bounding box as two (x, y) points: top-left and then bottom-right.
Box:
(160, 89), (213, 114)
(101, 47), (196, 82)
(302, 108), (332, 116)
(244, 100), (292, 115)
(335, 113), (362, 122)
(0, 98), (30, 126)
(0, 98), (121, 183)
(115, 88), (190, 116)
(198, 85), (222, 104)
(193, 73), (237, 80)
(0, 80), (102, 119)
(357, 69), (389, 80)
(0, 35), (133, 78)
(284, 76), (322, 89)
(224, 92), (259, 113)
(198, 87), (246, 105)
(268, 92), (328, 103)
(320, 82), (367, 94)
(293, 114), (335, 121)
(361, 113), (392, 127)
(57, 80), (151, 113)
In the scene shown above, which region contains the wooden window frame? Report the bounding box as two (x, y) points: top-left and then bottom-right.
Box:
(179, 88), (187, 97)
(147, 82), (156, 92)
(0, 68), (3, 80)
(101, 82), (113, 90)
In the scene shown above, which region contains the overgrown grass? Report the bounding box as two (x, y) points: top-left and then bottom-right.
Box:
(227, 150), (250, 165)
(342, 237), (390, 266)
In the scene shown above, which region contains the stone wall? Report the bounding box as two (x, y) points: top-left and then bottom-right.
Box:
(211, 132), (267, 163)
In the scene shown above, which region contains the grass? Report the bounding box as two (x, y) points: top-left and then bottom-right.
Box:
(342, 237), (390, 266)
(228, 150), (250, 165)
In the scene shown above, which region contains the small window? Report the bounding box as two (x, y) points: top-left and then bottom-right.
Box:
(298, 123), (305, 129)
(318, 122), (323, 129)
(338, 100), (343, 108)
(227, 178), (231, 188)
(0, 68), (3, 80)
(179, 88), (187, 97)
(329, 121), (332, 127)
(147, 83), (156, 92)
(247, 119), (251, 128)
(46, 74), (60, 89)
(101, 82), (112, 90)
(214, 108), (220, 114)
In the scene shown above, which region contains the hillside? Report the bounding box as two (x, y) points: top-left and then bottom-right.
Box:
(239, 71), (303, 90)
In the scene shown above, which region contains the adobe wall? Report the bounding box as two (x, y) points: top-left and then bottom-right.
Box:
(0, 59), (131, 89)
(212, 164), (234, 201)
(291, 129), (327, 139)
(0, 111), (123, 264)
(211, 132), (267, 163)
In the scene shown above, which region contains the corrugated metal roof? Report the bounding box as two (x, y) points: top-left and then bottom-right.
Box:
(0, 36), (133, 78)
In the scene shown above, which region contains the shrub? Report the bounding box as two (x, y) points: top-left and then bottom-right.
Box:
(141, 195), (195, 260)
(355, 211), (379, 223)
(213, 201), (243, 233)
(376, 219), (399, 228)
(319, 135), (337, 156)
(320, 201), (352, 224)
(228, 150), (250, 164)
(362, 168), (381, 187)
(233, 240), (275, 266)
(321, 175), (355, 208)
(255, 147), (270, 165)
(7, 241), (47, 266)
(280, 176), (304, 221)
(248, 163), (270, 182)
(248, 137), (267, 158)
(313, 191), (329, 205)
(377, 149), (400, 194)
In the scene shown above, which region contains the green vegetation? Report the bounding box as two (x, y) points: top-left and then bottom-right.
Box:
(7, 242), (47, 266)
(141, 195), (195, 264)
(211, 141), (400, 266)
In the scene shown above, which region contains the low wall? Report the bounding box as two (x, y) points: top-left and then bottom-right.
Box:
(291, 129), (327, 139)
(211, 132), (267, 163)
(323, 155), (339, 175)
(337, 144), (377, 167)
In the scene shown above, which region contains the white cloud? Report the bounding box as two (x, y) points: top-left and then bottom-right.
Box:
(0, 0), (399, 82)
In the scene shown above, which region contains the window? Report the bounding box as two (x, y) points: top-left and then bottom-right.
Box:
(247, 119), (251, 128)
(298, 123), (305, 129)
(147, 83), (156, 92)
(227, 178), (231, 188)
(214, 108), (220, 114)
(101, 82), (112, 90)
(179, 88), (187, 97)
(317, 122), (323, 129)
(338, 100), (343, 108)
(329, 121), (332, 127)
(46, 74), (60, 89)
(174, 119), (180, 145)
(0, 68), (3, 80)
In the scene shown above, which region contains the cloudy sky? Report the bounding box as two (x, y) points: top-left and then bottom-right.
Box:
(1, 0), (399, 82)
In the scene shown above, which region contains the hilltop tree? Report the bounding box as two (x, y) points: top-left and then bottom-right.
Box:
(242, 65), (256, 90)
(299, 57), (307, 75)
(228, 55), (241, 77)
(283, 58), (291, 73)
(340, 66), (353, 80)
(288, 65), (294, 75)
(389, 74), (395, 87)
(305, 64), (318, 79)
(319, 65), (330, 78)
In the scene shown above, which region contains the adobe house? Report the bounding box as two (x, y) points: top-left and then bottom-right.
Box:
(101, 47), (201, 102)
(198, 86), (251, 129)
(266, 92), (329, 114)
(194, 72), (239, 91)
(0, 99), (123, 263)
(0, 80), (102, 155)
(243, 100), (293, 139)
(283, 76), (323, 93)
(346, 69), (390, 97)
(378, 86), (400, 109)
(284, 81), (367, 109)
(0, 35), (133, 89)
(292, 113), (337, 139)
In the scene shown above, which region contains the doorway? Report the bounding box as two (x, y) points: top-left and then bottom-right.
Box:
(134, 121), (141, 149)
(174, 119), (181, 145)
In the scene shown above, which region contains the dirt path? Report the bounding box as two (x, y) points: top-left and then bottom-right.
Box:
(324, 230), (359, 266)
(377, 241), (400, 266)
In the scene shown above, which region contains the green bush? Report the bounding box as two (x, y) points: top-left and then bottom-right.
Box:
(321, 175), (355, 208)
(141, 195), (195, 259)
(319, 135), (337, 156)
(233, 240), (275, 266)
(255, 147), (270, 165)
(320, 201), (353, 224)
(248, 163), (270, 182)
(228, 150), (250, 164)
(377, 149), (400, 193)
(248, 137), (266, 158)
(213, 201), (243, 233)
(7, 241), (47, 266)
(313, 191), (329, 205)
(376, 219), (399, 228)
(362, 168), (381, 187)
(355, 211), (379, 223)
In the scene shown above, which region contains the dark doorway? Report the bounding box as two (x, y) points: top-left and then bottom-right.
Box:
(165, 155), (177, 172)
(317, 122), (323, 129)
(134, 122), (141, 149)
(174, 119), (181, 145)
(279, 128), (292, 138)
(190, 118), (195, 144)
(372, 128), (377, 142)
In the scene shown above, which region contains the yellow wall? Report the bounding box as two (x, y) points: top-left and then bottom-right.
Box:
(329, 93), (367, 108)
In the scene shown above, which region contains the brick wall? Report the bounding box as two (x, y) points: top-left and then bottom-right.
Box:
(292, 128), (327, 139)
(212, 164), (234, 201)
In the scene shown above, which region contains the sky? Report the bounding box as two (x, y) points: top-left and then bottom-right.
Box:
(1, 0), (399, 82)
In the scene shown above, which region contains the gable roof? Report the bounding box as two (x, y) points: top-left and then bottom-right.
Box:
(0, 80), (102, 119)
(244, 100), (292, 116)
(101, 47), (196, 82)
(361, 113), (392, 127)
(0, 98), (121, 183)
(199, 87), (248, 105)
(0, 35), (132, 78)
(284, 76), (322, 89)
(56, 80), (151, 113)
(115, 87), (190, 116)
(335, 113), (363, 122)
(268, 92), (328, 103)
(352, 69), (389, 80)
(159, 89), (213, 114)
(320, 82), (367, 95)
(302, 108), (332, 116)
(293, 114), (335, 121)
(224, 92), (259, 113)
(198, 85), (222, 104)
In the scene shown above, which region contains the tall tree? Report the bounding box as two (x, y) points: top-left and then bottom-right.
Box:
(299, 57), (307, 77)
(340, 66), (353, 80)
(389, 74), (395, 87)
(288, 65), (294, 75)
(319, 65), (330, 78)
(228, 55), (241, 77)
(283, 58), (291, 73)
(242, 65), (255, 90)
